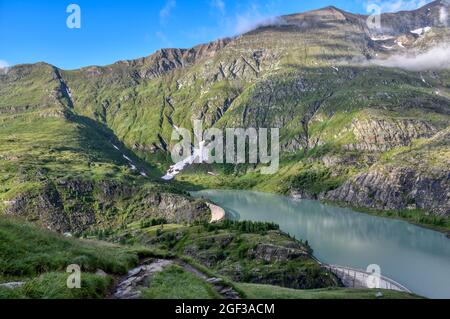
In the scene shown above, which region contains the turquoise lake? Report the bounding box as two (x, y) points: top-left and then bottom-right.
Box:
(192, 190), (450, 299)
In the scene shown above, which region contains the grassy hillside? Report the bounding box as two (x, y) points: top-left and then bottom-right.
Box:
(0, 216), (151, 299)
(141, 265), (221, 299)
(0, 217), (140, 279)
(0, 2), (448, 300)
(110, 219), (339, 290)
(237, 283), (423, 299)
(0, 217), (421, 300)
(1, 5), (449, 222)
(60, 35), (450, 219)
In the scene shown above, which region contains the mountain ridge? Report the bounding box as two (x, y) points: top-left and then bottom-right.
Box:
(0, 1), (449, 233)
(2, 1), (450, 301)
(3, 0), (449, 73)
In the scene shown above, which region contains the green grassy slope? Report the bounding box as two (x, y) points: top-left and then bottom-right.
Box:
(141, 265), (221, 299)
(0, 216), (422, 300)
(237, 283), (423, 299)
(0, 63), (213, 234)
(61, 26), (450, 221)
(0, 3), (447, 300)
(0, 216), (151, 299)
(2, 6), (449, 222)
(113, 220), (339, 290)
(0, 217), (140, 280)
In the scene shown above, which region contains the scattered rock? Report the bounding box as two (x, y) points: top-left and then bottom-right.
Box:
(95, 269), (108, 277)
(0, 282), (25, 289)
(249, 244), (309, 262)
(113, 259), (173, 299)
(206, 278), (224, 284)
(291, 190), (317, 200)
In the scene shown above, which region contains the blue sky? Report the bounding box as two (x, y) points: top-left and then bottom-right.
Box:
(0, 0), (432, 70)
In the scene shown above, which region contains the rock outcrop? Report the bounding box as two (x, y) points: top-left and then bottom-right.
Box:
(4, 179), (210, 233)
(346, 119), (437, 152)
(324, 166), (450, 216)
(248, 244), (310, 262)
(113, 38), (232, 80)
(133, 192), (210, 224)
(112, 259), (241, 300)
(113, 259), (174, 299)
(0, 282), (25, 290)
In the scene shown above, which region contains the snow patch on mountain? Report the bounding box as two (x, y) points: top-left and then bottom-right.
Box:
(371, 35), (395, 41)
(410, 26), (432, 35)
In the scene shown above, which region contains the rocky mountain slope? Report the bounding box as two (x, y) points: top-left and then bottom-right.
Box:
(0, 0), (449, 232)
(0, 63), (210, 233)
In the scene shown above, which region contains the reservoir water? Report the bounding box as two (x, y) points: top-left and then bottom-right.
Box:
(192, 190), (450, 299)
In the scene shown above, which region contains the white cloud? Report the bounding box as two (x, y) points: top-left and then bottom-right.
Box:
(234, 15), (286, 35)
(372, 44), (450, 70)
(210, 0), (225, 15)
(440, 7), (448, 26)
(365, 0), (431, 13)
(160, 0), (176, 24)
(0, 60), (9, 75)
(0, 60), (8, 69)
(230, 3), (287, 35)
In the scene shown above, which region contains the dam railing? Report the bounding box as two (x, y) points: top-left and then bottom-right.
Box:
(322, 264), (412, 293)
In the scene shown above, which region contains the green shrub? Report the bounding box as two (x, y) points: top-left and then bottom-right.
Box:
(202, 220), (279, 235)
(140, 218), (168, 229)
(289, 167), (343, 194)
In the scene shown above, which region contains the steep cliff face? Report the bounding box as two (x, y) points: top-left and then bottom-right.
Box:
(346, 118), (438, 152)
(324, 166), (450, 216)
(115, 38), (232, 80)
